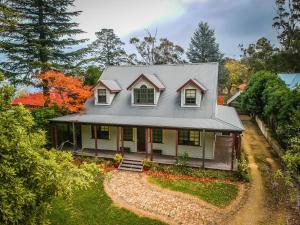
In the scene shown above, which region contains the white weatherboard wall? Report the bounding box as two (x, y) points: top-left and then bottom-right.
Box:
(81, 125), (137, 152)
(81, 125), (215, 159)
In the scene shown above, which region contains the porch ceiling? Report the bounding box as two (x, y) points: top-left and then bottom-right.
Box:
(50, 113), (243, 132)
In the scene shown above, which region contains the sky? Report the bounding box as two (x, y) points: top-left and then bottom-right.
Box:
(74, 0), (278, 58)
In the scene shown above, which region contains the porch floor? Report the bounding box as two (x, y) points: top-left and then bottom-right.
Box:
(74, 149), (235, 171)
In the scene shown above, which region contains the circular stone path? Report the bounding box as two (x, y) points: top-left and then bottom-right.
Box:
(104, 171), (245, 225)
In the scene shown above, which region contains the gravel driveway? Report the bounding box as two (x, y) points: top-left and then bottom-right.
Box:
(104, 171), (244, 225)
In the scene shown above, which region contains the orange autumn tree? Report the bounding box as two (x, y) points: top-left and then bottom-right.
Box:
(38, 70), (92, 113)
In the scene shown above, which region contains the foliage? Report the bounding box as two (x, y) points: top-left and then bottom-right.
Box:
(224, 59), (250, 95)
(129, 31), (185, 65)
(48, 177), (164, 225)
(0, 75), (98, 225)
(148, 176), (238, 207)
(236, 153), (250, 182)
(142, 158), (153, 169)
(113, 153), (123, 164)
(239, 37), (276, 73)
(0, 0), (87, 86)
(283, 137), (300, 173)
(240, 71), (277, 116)
(176, 152), (189, 167)
(187, 22), (221, 63)
(218, 58), (230, 92)
(84, 66), (102, 85)
(88, 29), (128, 68)
(38, 70), (91, 113)
(31, 107), (62, 131)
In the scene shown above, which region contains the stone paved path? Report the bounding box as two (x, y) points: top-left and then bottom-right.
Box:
(104, 171), (244, 225)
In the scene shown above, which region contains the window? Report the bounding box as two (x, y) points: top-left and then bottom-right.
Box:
(152, 128), (163, 143)
(123, 127), (133, 141)
(179, 130), (200, 146)
(91, 125), (109, 139)
(134, 85), (154, 104)
(97, 89), (106, 103)
(185, 89), (196, 105)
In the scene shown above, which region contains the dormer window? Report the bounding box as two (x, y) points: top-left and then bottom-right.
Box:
(177, 79), (207, 108)
(134, 85), (154, 104)
(185, 89), (196, 105)
(97, 89), (107, 103)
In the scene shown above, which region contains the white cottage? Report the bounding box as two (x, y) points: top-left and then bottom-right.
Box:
(50, 63), (244, 171)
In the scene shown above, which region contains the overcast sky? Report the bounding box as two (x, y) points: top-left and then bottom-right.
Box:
(74, 0), (278, 58)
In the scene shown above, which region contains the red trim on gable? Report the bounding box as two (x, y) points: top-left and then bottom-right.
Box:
(94, 80), (120, 94)
(127, 74), (165, 91)
(176, 79), (207, 93)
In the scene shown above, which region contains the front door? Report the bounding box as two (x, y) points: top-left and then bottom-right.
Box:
(137, 127), (145, 152)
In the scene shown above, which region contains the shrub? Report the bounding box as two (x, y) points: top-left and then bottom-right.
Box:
(176, 152), (189, 167)
(113, 153), (122, 164)
(142, 158), (153, 170)
(236, 158), (250, 182)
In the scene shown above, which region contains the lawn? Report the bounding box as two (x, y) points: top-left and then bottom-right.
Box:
(148, 176), (239, 207)
(48, 177), (165, 225)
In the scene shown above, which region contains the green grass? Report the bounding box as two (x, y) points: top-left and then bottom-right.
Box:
(148, 176), (238, 207)
(48, 177), (165, 225)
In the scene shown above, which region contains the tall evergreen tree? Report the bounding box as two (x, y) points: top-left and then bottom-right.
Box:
(88, 29), (128, 68)
(187, 22), (221, 63)
(0, 0), (87, 86)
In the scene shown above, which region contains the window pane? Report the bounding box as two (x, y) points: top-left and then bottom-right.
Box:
(185, 89), (196, 104)
(98, 89), (106, 103)
(152, 128), (162, 143)
(123, 127), (133, 141)
(98, 126), (109, 139)
(134, 87), (154, 104)
(179, 129), (200, 146)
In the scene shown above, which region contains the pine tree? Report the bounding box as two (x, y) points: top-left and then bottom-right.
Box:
(88, 29), (127, 68)
(0, 0), (87, 86)
(187, 22), (221, 63)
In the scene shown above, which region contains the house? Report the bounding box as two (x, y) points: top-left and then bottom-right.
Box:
(50, 63), (244, 171)
(278, 73), (300, 90)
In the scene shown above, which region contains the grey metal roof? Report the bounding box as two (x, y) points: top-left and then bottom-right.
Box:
(144, 74), (165, 90)
(50, 113), (243, 131)
(99, 80), (121, 92)
(227, 91), (242, 104)
(50, 63), (244, 132)
(215, 105), (244, 131)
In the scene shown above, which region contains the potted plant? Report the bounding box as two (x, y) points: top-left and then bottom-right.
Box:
(142, 158), (153, 171)
(113, 153), (123, 168)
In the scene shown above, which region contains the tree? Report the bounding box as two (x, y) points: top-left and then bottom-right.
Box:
(224, 59), (250, 95)
(84, 66), (102, 86)
(129, 31), (184, 65)
(0, 73), (98, 225)
(240, 71), (276, 116)
(88, 29), (128, 68)
(38, 70), (91, 113)
(0, 0), (87, 86)
(239, 37), (276, 73)
(187, 22), (221, 63)
(272, 0), (300, 72)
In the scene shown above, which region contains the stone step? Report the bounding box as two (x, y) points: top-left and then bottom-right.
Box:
(118, 166), (143, 172)
(118, 159), (143, 172)
(122, 160), (143, 166)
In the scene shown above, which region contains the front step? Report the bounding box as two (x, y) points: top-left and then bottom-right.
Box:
(118, 159), (143, 172)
